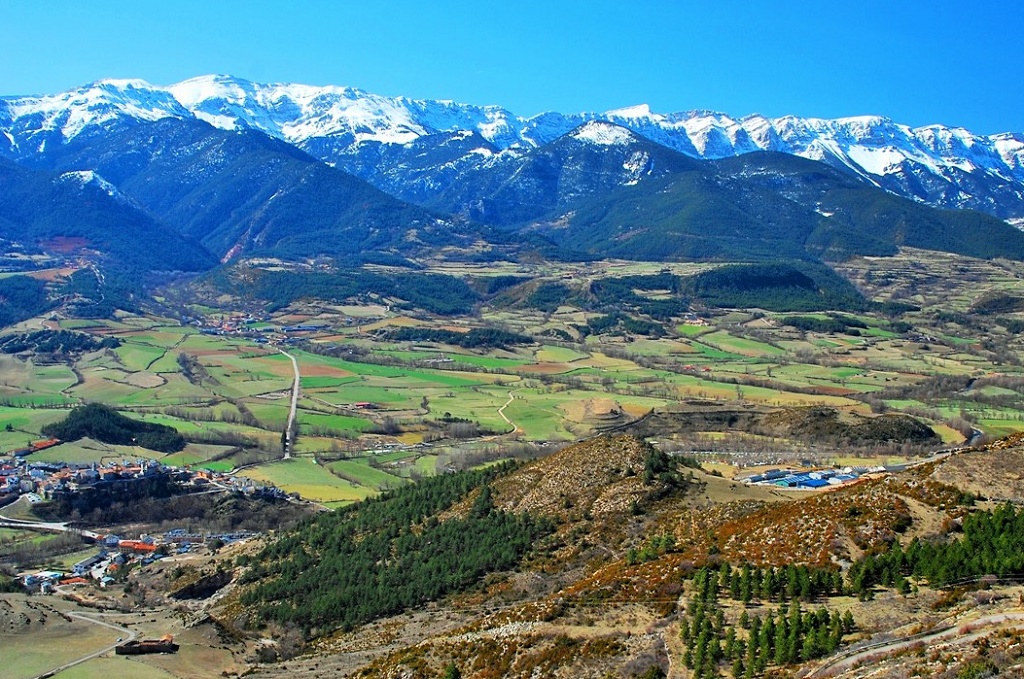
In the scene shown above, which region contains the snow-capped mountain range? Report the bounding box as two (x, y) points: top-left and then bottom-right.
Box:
(2, 74), (1023, 220)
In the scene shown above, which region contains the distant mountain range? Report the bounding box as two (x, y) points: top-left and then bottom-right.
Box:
(2, 75), (1024, 269)
(4, 75), (1023, 219)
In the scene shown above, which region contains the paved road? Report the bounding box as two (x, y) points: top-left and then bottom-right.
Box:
(0, 513), (73, 533)
(29, 611), (137, 679)
(279, 348), (301, 459)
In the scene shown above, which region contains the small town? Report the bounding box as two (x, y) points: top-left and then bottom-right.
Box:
(1, 439), (290, 502)
(18, 526), (258, 593)
(0, 438), (283, 592)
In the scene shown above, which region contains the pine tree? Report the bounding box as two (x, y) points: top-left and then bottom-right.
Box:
(744, 630), (758, 679)
(724, 627), (737, 660)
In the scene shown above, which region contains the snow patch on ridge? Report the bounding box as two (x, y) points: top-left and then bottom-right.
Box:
(604, 104), (654, 119)
(58, 170), (119, 197)
(571, 121), (634, 146)
(845, 146), (907, 175)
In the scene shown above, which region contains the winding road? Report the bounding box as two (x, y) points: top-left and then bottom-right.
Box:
(807, 610), (1024, 677)
(496, 390), (519, 435)
(29, 611), (138, 679)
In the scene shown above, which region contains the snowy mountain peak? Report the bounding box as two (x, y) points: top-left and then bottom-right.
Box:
(570, 121), (637, 146)
(92, 78), (153, 90)
(2, 78), (186, 144)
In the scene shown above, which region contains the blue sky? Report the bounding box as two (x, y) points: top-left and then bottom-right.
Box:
(2, 0), (1021, 134)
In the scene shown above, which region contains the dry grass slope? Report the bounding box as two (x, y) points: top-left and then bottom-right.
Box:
(492, 434), (658, 517)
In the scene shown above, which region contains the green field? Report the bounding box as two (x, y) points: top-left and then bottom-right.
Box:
(300, 411), (372, 434)
(328, 458), (407, 490)
(699, 331), (788, 357)
(445, 352), (529, 369)
(238, 458), (376, 503)
(0, 602), (124, 679)
(301, 375), (361, 389)
(47, 657), (178, 679)
(113, 342), (168, 371)
(161, 443), (237, 467)
(535, 345), (588, 362)
(27, 438), (163, 464)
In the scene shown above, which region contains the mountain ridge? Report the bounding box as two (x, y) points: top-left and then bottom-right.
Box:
(3, 75), (1023, 219)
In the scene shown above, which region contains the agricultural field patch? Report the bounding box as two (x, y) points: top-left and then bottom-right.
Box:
(515, 362), (576, 375)
(328, 459), (407, 490)
(112, 342), (167, 372)
(444, 352), (529, 369)
(300, 411), (372, 434)
(122, 372), (166, 388)
(700, 330), (787, 357)
(161, 443), (237, 467)
(686, 339), (745, 361)
(238, 458), (374, 503)
(677, 323), (712, 337)
(197, 460), (234, 472)
(27, 437), (163, 464)
(535, 345), (588, 362)
(0, 407), (68, 448)
(0, 597), (124, 679)
(300, 375), (360, 389)
(48, 657), (178, 679)
(25, 363), (78, 394)
(69, 370), (145, 402)
(0, 393), (75, 407)
(311, 385), (411, 407)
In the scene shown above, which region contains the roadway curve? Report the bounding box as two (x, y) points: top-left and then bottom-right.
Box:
(30, 611), (138, 679)
(496, 390), (519, 435)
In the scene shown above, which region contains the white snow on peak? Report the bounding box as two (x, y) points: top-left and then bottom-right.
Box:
(2, 78), (185, 140)
(845, 145), (907, 175)
(3, 75), (1024, 201)
(605, 104), (655, 119)
(571, 121), (634, 145)
(93, 78), (152, 90)
(166, 74), (246, 106)
(58, 169), (119, 197)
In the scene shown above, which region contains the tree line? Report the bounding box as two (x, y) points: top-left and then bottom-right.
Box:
(386, 326), (533, 349)
(237, 462), (553, 634)
(0, 275), (53, 329)
(848, 502), (1024, 593)
(216, 269), (481, 316)
(678, 565), (853, 678)
(41, 402), (185, 452)
(0, 329), (119, 355)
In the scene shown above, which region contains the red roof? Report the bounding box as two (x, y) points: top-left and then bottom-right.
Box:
(119, 540), (157, 552)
